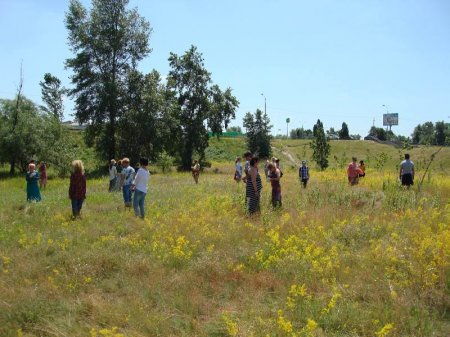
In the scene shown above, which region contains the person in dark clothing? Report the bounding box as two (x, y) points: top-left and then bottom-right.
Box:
(268, 163), (282, 208)
(69, 160), (86, 219)
(299, 160), (310, 188)
(246, 157), (263, 214)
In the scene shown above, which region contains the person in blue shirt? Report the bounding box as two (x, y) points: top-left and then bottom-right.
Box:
(120, 158), (135, 209)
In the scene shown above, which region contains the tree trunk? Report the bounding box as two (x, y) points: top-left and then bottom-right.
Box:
(9, 158), (16, 175)
(107, 82), (117, 161)
(109, 57), (117, 161)
(181, 141), (193, 171)
(108, 118), (116, 161)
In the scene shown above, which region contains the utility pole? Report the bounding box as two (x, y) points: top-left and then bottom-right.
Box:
(261, 93), (266, 115)
(382, 104), (391, 131)
(286, 118), (290, 138)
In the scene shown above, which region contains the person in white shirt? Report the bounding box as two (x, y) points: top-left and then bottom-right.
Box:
(108, 159), (117, 192)
(132, 157), (150, 218)
(399, 153), (415, 189)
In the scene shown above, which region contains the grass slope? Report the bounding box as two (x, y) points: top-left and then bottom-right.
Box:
(207, 138), (450, 174)
(1, 168), (449, 336)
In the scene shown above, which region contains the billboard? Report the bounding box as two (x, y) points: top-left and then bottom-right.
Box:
(383, 113), (399, 126)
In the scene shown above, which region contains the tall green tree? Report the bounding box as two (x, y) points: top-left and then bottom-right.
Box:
(65, 0), (151, 160)
(338, 122), (350, 140)
(39, 73), (66, 120)
(117, 69), (168, 165)
(434, 121), (448, 146)
(411, 122), (435, 145)
(368, 126), (387, 141)
(310, 119), (330, 170)
(243, 109), (272, 158)
(411, 124), (422, 144)
(166, 45), (239, 170)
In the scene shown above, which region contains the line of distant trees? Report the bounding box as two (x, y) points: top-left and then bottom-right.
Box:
(411, 121), (449, 146)
(290, 122), (361, 140)
(289, 120), (449, 146)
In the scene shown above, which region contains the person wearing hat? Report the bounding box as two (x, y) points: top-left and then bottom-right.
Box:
(299, 160), (310, 188)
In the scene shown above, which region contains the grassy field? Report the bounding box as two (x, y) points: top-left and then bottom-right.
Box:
(207, 138), (450, 174)
(1, 158), (449, 336)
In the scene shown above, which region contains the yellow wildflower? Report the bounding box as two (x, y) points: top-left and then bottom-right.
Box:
(375, 323), (394, 337)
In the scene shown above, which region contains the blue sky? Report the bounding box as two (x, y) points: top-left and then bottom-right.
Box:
(1, 0), (449, 137)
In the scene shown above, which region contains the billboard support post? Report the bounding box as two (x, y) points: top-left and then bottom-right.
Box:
(383, 113), (399, 131)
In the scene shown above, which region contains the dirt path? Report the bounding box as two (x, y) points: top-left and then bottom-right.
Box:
(271, 145), (298, 166)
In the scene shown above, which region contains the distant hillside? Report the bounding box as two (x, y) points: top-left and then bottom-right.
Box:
(205, 137), (247, 162)
(206, 138), (450, 173)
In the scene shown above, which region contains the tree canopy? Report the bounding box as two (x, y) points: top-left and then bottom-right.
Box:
(166, 45), (239, 169)
(339, 122), (350, 140)
(290, 127), (313, 139)
(0, 97), (76, 175)
(65, 0), (152, 160)
(310, 119), (330, 170)
(117, 69), (176, 165)
(243, 109), (272, 158)
(39, 73), (66, 120)
(412, 121), (449, 146)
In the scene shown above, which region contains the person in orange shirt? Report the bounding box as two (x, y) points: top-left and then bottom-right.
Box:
(347, 157), (363, 186)
(359, 160), (366, 177)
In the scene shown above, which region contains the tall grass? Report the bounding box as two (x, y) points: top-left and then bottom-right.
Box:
(0, 167), (449, 336)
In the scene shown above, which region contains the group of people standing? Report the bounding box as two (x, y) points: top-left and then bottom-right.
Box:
(26, 160), (86, 219)
(234, 152), (311, 214)
(347, 157), (366, 186)
(25, 156), (150, 220)
(108, 157), (150, 218)
(346, 153), (415, 188)
(235, 152), (415, 214)
(24, 151), (415, 219)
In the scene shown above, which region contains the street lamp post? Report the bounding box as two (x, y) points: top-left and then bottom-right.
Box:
(261, 93), (266, 115)
(382, 104), (391, 131)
